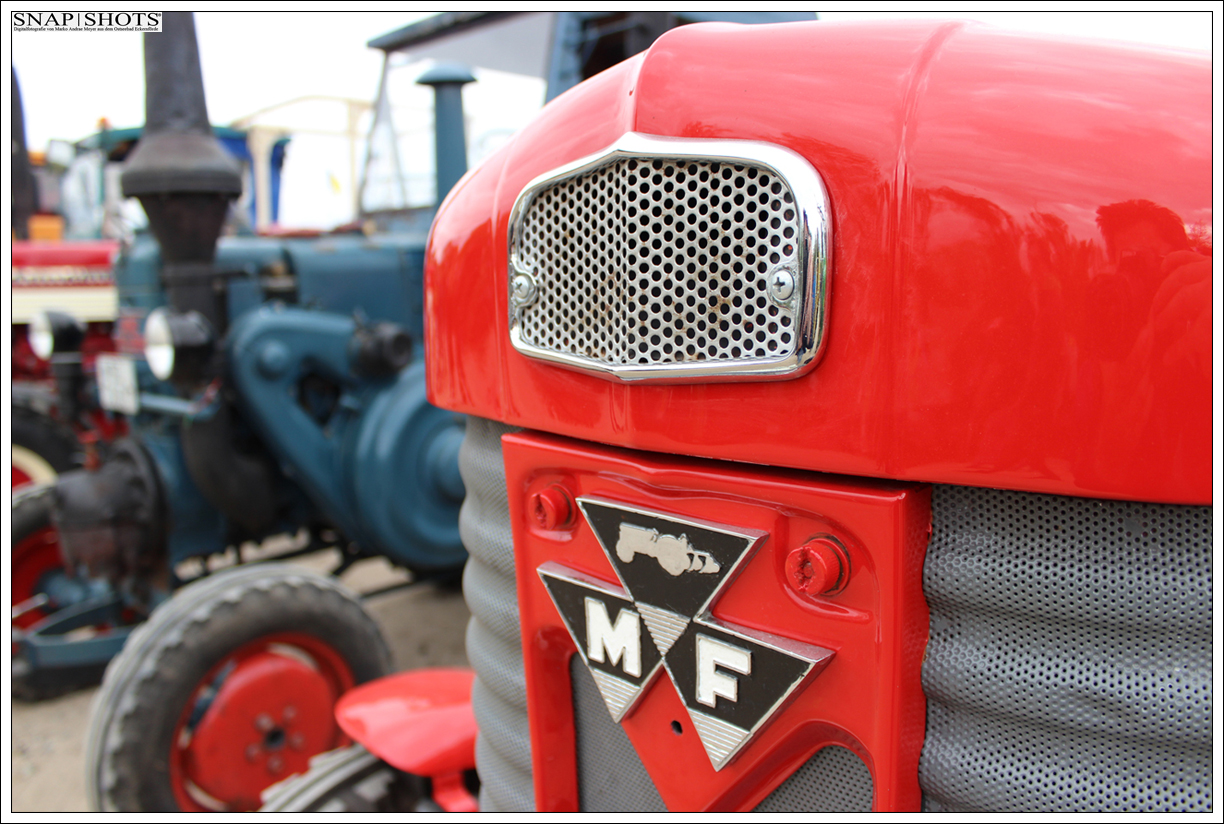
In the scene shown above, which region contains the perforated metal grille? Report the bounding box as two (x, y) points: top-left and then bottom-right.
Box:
(921, 486), (1213, 812)
(512, 157), (803, 368)
(571, 656), (667, 812)
(753, 746), (874, 812)
(462, 427), (1212, 812)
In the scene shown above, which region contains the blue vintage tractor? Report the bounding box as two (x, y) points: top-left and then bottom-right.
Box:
(10, 13), (469, 811)
(11, 12), (814, 812)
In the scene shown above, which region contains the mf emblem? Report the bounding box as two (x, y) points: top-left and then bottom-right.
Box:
(539, 498), (834, 770)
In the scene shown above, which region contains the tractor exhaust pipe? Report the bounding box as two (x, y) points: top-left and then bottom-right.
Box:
(417, 63), (475, 205)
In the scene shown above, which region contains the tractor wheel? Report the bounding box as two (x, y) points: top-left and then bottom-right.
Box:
(85, 563), (392, 812)
(11, 483), (88, 700)
(11, 484), (62, 630)
(259, 744), (432, 812)
(12, 405), (80, 490)
(12, 483), (131, 700)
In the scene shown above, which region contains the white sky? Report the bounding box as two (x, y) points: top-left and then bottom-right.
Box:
(7, 8), (1218, 227)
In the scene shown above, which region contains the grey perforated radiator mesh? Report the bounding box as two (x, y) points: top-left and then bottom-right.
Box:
(459, 420), (1213, 811)
(569, 649), (874, 812)
(458, 418), (531, 812)
(753, 745), (874, 812)
(571, 656), (668, 812)
(921, 486), (1213, 812)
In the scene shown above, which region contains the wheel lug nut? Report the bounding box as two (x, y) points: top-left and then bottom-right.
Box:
(245, 743), (260, 762)
(289, 732), (306, 750)
(282, 705), (297, 722)
(255, 713), (275, 732)
(267, 755), (284, 774)
(530, 484), (574, 531)
(785, 537), (848, 596)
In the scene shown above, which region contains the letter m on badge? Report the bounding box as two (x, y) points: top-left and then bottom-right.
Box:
(586, 596), (641, 677)
(539, 562), (663, 721)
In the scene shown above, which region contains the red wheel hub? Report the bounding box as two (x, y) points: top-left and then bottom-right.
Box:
(169, 633), (356, 812)
(12, 464), (33, 489)
(11, 525), (62, 630)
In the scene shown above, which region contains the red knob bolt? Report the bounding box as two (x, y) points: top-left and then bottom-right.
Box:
(785, 537), (847, 596)
(531, 485), (574, 531)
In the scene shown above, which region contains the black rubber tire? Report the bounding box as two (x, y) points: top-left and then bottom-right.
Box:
(259, 744), (433, 812)
(85, 563), (392, 812)
(11, 404), (81, 486)
(11, 482), (54, 543)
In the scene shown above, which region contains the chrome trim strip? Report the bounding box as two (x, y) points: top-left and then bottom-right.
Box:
(507, 133), (832, 383)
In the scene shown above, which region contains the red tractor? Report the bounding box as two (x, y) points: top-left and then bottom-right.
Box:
(12, 240), (125, 488)
(264, 18), (1211, 812)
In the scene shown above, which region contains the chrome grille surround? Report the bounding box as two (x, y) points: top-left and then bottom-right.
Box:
(507, 134), (831, 383)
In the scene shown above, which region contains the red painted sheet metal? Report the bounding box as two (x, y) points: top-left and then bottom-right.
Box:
(334, 668), (477, 777)
(505, 431), (931, 811)
(11, 239), (120, 269)
(425, 21), (1211, 504)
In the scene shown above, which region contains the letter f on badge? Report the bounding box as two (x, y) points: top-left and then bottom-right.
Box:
(696, 634), (751, 707)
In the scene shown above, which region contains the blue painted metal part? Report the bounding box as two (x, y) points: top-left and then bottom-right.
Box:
(543, 11), (818, 101)
(417, 63), (476, 203)
(117, 232), (428, 339)
(13, 595), (134, 670)
(101, 150), (464, 577)
(349, 361), (466, 567)
(137, 428), (229, 564)
(290, 234), (426, 335)
(37, 566), (112, 609)
(110, 226), (455, 565)
(228, 306), (466, 570)
(137, 393), (204, 418)
(270, 138), (289, 223)
(115, 233), (165, 312)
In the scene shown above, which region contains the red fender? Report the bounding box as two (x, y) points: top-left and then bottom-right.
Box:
(334, 667), (479, 812)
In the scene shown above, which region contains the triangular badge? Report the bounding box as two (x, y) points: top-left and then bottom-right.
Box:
(547, 498), (836, 773)
(577, 498), (765, 618)
(538, 562), (663, 721)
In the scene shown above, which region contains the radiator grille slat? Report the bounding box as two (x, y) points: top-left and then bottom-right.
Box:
(459, 418), (533, 812)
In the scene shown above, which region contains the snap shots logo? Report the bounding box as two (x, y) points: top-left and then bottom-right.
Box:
(539, 498), (835, 771)
(13, 12), (162, 32)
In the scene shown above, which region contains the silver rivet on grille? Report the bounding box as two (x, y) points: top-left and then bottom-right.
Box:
(768, 269), (796, 303)
(511, 273), (538, 307)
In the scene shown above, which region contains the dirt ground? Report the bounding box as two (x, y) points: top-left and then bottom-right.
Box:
(9, 551), (472, 812)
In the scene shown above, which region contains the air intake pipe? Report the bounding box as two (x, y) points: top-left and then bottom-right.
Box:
(121, 11), (241, 335)
(122, 12), (278, 536)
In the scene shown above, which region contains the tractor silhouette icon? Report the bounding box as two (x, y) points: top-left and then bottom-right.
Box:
(615, 522), (721, 576)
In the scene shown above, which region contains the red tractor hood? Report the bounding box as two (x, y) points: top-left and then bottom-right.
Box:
(425, 19), (1211, 504)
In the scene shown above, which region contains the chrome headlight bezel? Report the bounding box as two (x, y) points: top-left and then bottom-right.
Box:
(29, 309), (86, 360)
(143, 307), (214, 384)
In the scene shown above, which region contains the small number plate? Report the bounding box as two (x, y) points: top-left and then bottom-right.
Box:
(96, 353), (140, 415)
